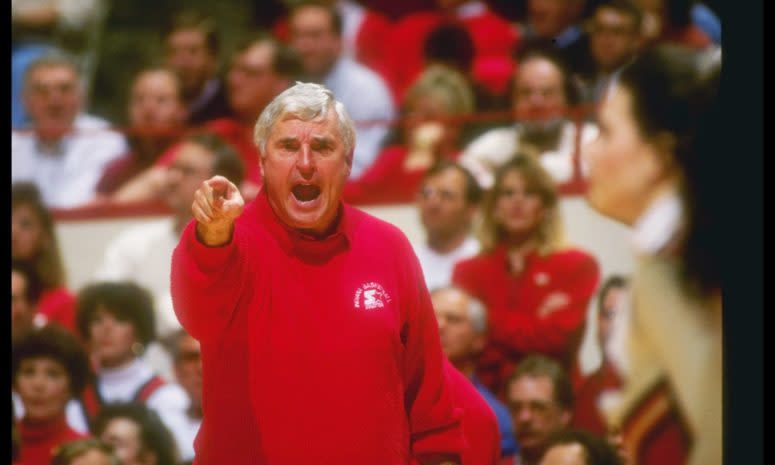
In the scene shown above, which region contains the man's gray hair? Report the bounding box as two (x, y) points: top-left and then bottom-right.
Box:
(253, 81), (356, 158)
(23, 50), (82, 91)
(430, 285), (488, 334)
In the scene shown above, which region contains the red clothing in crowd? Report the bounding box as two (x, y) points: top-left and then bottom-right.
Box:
(171, 191), (464, 465)
(343, 145), (458, 205)
(36, 286), (77, 333)
(155, 118), (262, 186)
(383, 4), (518, 103)
(16, 415), (87, 465)
(571, 358), (622, 436)
(445, 359), (501, 465)
(452, 245), (600, 395)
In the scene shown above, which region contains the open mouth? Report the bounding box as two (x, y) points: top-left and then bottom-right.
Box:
(292, 184), (321, 203)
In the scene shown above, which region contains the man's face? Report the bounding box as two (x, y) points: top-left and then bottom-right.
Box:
(597, 286), (626, 347)
(100, 417), (146, 465)
(590, 7), (640, 72)
(12, 270), (35, 339)
(528, 0), (579, 38)
(418, 168), (475, 241)
(227, 42), (286, 123)
(508, 375), (571, 455)
(23, 64), (81, 135)
(289, 5), (342, 77)
(165, 28), (217, 98)
(261, 111), (351, 235)
(128, 70), (187, 130)
(513, 58), (567, 131)
(174, 334), (202, 409)
(432, 288), (485, 364)
(163, 141), (215, 217)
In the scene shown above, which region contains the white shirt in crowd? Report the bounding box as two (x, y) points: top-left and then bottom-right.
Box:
(459, 120), (599, 189)
(414, 236), (481, 293)
(323, 56), (395, 179)
(11, 114), (127, 208)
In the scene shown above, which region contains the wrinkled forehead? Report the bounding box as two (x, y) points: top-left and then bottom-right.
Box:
(271, 110), (340, 139)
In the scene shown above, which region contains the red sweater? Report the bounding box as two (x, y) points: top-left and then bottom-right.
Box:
(171, 191), (464, 465)
(445, 360), (501, 465)
(16, 415), (87, 465)
(452, 245), (600, 395)
(36, 287), (76, 333)
(343, 145), (458, 205)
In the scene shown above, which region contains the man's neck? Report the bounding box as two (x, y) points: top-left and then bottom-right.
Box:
(519, 447), (545, 465)
(427, 230), (469, 254)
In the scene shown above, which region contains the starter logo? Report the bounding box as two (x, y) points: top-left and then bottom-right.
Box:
(354, 282), (392, 310)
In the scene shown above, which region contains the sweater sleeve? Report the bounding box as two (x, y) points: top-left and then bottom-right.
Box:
(400, 236), (465, 464)
(170, 219), (249, 343)
(490, 252), (600, 357)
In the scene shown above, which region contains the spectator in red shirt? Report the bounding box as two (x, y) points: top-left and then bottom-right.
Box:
(452, 156), (600, 395)
(12, 325), (93, 465)
(343, 64), (475, 205)
(161, 10), (232, 125)
(12, 182), (77, 333)
(505, 355), (574, 465)
(172, 82), (464, 464)
(571, 275), (627, 436)
(96, 66), (188, 200)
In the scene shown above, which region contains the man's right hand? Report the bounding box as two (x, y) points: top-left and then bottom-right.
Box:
(192, 175), (245, 247)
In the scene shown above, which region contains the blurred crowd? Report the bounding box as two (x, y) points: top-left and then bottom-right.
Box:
(11, 1), (722, 465)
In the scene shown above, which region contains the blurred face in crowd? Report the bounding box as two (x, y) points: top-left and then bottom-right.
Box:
(583, 84), (669, 225)
(12, 270), (36, 339)
(100, 417), (147, 465)
(261, 110), (351, 235)
(528, 0), (582, 38)
(289, 5), (342, 78)
(590, 7), (640, 72)
(494, 169), (546, 240)
(88, 307), (138, 369)
(23, 64), (81, 137)
(128, 70), (187, 131)
(15, 357), (71, 422)
(418, 167), (476, 243)
(174, 333), (203, 410)
(165, 28), (217, 99)
(12, 204), (46, 260)
(508, 375), (571, 456)
(432, 288), (485, 364)
(227, 41), (287, 123)
(69, 449), (115, 465)
(513, 58), (567, 131)
(164, 141), (215, 218)
(597, 284), (627, 347)
(539, 443), (587, 465)
(406, 92), (462, 154)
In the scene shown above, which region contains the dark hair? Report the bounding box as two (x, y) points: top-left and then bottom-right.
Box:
(507, 354), (575, 410)
(422, 160), (483, 205)
(592, 0), (643, 32)
(92, 403), (180, 465)
(50, 438), (122, 465)
(289, 1), (343, 36)
(12, 259), (44, 305)
(76, 281), (156, 347)
(163, 9), (219, 56)
(183, 132), (246, 186)
(423, 21), (476, 74)
(514, 42), (580, 106)
(597, 274), (628, 313)
(617, 44), (721, 297)
(12, 325), (93, 397)
(12, 181), (67, 288)
(232, 32), (303, 79)
(542, 429), (624, 465)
